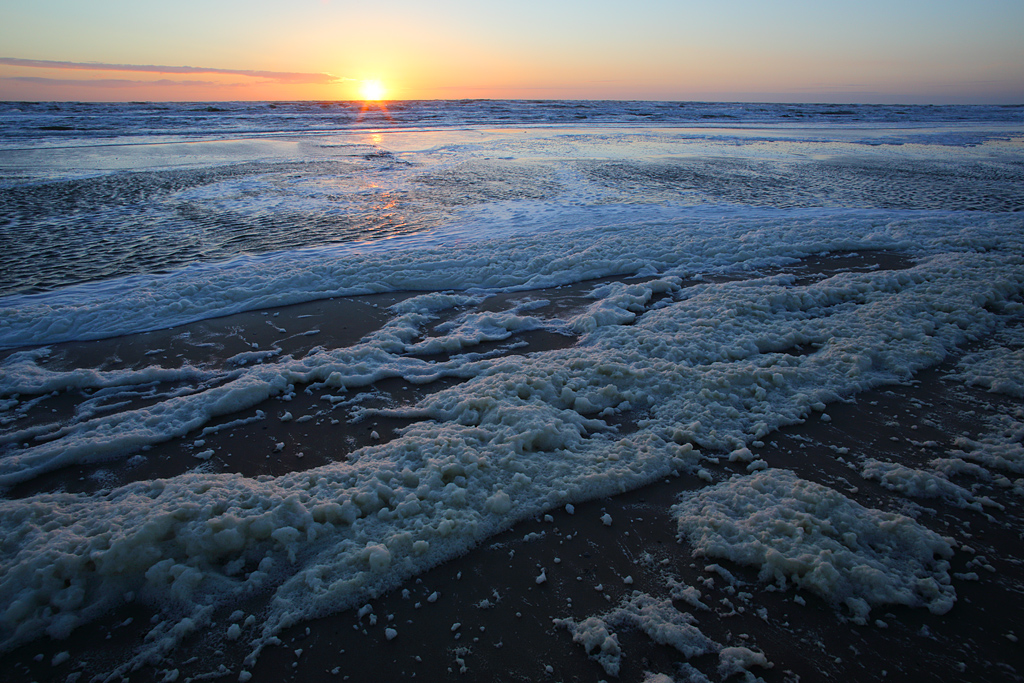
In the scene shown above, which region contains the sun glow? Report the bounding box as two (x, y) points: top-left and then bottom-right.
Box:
(359, 80), (386, 101)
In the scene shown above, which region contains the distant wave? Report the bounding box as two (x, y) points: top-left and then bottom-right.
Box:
(1, 100), (1022, 148)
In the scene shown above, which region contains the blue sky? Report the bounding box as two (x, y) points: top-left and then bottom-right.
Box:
(1, 0), (1021, 102)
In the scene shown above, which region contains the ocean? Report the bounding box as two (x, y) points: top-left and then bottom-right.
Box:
(1, 100), (1023, 682)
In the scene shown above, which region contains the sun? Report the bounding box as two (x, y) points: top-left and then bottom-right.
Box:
(359, 80), (386, 101)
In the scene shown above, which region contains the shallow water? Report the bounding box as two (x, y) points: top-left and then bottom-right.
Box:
(1, 118), (1022, 301)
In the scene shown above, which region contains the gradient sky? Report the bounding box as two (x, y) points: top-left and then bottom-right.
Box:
(1, 0), (1022, 103)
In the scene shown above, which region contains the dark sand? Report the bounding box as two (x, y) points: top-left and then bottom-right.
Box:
(2, 252), (1022, 682)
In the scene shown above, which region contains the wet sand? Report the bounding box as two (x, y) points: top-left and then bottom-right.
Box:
(2, 251), (1022, 682)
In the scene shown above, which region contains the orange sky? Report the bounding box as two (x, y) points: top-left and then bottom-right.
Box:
(2, 0), (1022, 103)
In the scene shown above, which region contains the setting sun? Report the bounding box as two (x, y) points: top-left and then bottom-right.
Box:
(359, 80), (386, 101)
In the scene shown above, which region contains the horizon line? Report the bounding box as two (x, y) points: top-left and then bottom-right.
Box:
(1, 97), (1022, 106)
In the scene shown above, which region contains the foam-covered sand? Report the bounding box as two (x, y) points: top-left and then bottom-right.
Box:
(673, 468), (956, 623)
(2, 246), (1024, 681)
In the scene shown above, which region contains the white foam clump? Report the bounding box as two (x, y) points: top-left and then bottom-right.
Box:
(386, 290), (555, 359)
(948, 414), (1024, 475)
(673, 469), (956, 623)
(642, 672), (676, 683)
(727, 447), (755, 463)
(0, 347), (219, 396)
(227, 349), (281, 367)
(0, 366), (272, 486)
(404, 308), (551, 356)
(666, 578), (709, 611)
(947, 323), (1024, 398)
(202, 411), (266, 437)
(860, 459), (999, 511)
(718, 646), (773, 680)
(553, 592), (719, 676)
(0, 352), (236, 483)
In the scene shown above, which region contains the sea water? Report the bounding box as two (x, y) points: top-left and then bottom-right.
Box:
(1, 101), (1021, 342)
(0, 101), (1022, 676)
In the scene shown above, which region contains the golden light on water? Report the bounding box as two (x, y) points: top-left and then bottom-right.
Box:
(354, 83), (394, 123)
(359, 80), (386, 101)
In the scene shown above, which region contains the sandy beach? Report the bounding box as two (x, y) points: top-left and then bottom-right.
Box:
(2, 251), (1022, 682)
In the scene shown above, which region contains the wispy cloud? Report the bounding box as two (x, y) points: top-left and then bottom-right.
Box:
(0, 57), (349, 84)
(1, 76), (227, 87)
